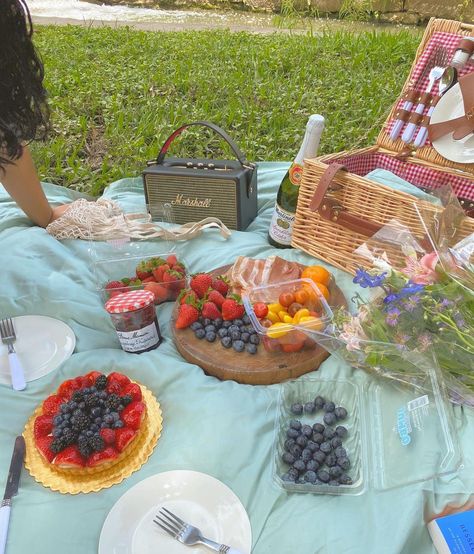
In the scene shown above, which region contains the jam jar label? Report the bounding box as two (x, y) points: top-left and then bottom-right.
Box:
(116, 321), (160, 353)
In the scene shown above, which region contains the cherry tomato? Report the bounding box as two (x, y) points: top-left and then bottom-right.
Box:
(253, 302), (269, 319)
(279, 292), (295, 308)
(294, 288), (309, 305)
(260, 318), (273, 328)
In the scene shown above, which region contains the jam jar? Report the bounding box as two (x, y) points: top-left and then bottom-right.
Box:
(105, 290), (162, 353)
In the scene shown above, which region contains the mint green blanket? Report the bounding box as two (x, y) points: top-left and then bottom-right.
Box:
(0, 163), (472, 554)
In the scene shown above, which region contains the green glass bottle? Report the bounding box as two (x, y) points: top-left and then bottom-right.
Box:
(268, 115), (325, 248)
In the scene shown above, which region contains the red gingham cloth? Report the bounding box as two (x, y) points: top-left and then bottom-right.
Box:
(331, 151), (474, 201)
(105, 289), (154, 313)
(386, 31), (474, 146)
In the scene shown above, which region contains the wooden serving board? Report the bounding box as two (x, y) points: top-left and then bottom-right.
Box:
(171, 265), (347, 385)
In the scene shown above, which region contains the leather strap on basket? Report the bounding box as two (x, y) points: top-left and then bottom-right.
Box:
(309, 163), (383, 237)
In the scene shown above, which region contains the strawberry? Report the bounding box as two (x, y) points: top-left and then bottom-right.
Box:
(178, 289), (198, 305)
(73, 375), (86, 389)
(173, 263), (186, 276)
(253, 302), (269, 319)
(136, 260), (153, 280)
(53, 446), (85, 468)
(211, 275), (230, 296)
(34, 415), (54, 438)
(82, 371), (102, 387)
(144, 282), (169, 304)
(147, 257), (166, 271)
(36, 435), (55, 463)
(175, 303), (199, 329)
(57, 379), (79, 400)
(122, 401), (146, 430)
(42, 394), (64, 416)
(87, 447), (117, 468)
(105, 280), (125, 298)
(152, 264), (167, 282)
(141, 276), (155, 283)
(190, 273), (213, 298)
(121, 382), (142, 402)
(201, 301), (221, 320)
(106, 372), (130, 394)
(207, 290), (225, 308)
(115, 428), (137, 452)
(163, 269), (185, 293)
(100, 428), (116, 446)
(221, 296), (245, 321)
(166, 254), (178, 267)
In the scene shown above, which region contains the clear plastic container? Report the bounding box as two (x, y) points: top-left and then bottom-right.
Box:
(273, 371), (462, 495)
(242, 279), (333, 353)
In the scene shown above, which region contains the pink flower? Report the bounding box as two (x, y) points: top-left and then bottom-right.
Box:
(402, 252), (439, 285)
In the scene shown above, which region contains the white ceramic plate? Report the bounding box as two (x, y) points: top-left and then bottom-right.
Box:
(0, 315), (75, 385)
(431, 82), (474, 163)
(99, 470), (252, 554)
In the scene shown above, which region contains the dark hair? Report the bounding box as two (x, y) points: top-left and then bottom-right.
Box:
(0, 0), (49, 169)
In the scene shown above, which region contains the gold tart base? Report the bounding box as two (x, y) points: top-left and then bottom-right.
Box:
(23, 384), (162, 494)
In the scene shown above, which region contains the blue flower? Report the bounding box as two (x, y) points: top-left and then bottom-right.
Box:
(399, 281), (425, 298)
(353, 268), (387, 289)
(383, 293), (399, 305)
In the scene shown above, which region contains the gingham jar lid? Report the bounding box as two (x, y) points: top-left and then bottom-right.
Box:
(105, 289), (155, 314)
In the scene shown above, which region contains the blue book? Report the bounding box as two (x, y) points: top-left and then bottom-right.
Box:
(427, 509), (474, 554)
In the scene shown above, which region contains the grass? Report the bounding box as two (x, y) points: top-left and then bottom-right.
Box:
(31, 25), (421, 196)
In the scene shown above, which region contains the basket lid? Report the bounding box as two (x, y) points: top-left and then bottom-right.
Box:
(377, 18), (474, 177)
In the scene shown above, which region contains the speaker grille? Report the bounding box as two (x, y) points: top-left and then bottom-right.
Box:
(145, 174), (238, 229)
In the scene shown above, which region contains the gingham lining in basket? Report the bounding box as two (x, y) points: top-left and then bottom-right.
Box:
(331, 151), (474, 201)
(386, 31), (474, 146)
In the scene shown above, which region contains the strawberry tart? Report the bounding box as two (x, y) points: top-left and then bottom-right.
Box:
(33, 371), (147, 473)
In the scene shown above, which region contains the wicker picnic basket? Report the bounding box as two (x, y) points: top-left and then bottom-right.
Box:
(293, 18), (474, 274)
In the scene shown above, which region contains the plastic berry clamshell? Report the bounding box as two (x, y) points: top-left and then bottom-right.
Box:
(273, 371), (462, 496)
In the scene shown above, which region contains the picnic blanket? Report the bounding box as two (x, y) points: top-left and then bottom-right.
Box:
(0, 162), (473, 554)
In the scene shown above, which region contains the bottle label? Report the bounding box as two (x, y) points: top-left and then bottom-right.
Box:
(288, 163), (303, 186)
(269, 203), (295, 246)
(116, 321), (160, 353)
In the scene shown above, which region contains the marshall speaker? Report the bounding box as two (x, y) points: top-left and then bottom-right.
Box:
(143, 121), (257, 231)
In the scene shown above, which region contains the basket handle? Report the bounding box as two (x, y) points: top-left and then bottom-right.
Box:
(309, 163), (383, 237)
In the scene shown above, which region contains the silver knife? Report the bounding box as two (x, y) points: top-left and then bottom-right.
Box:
(0, 437), (25, 554)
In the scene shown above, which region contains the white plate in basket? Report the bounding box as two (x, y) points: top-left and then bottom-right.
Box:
(99, 470), (252, 554)
(0, 315), (75, 385)
(431, 82), (474, 164)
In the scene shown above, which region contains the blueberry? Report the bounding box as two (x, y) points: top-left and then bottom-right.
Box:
(289, 420), (302, 431)
(286, 428), (299, 439)
(313, 451), (326, 464)
(335, 425), (348, 438)
(312, 433), (324, 444)
(205, 332), (217, 342)
(323, 427), (336, 440)
(337, 457), (351, 471)
(190, 322), (203, 331)
(113, 420), (124, 429)
(306, 440), (318, 452)
(242, 315), (250, 325)
(69, 401), (77, 410)
(334, 407), (348, 420)
(324, 413), (337, 426)
(91, 407), (101, 417)
(94, 417), (102, 425)
(281, 473), (296, 482)
(331, 437), (342, 449)
(233, 319), (244, 327)
(214, 318), (223, 328)
(111, 412), (120, 421)
(329, 466), (343, 478)
(195, 329), (206, 340)
(293, 460), (306, 473)
(291, 403), (303, 415)
(79, 402), (85, 409)
(312, 423), (325, 434)
(338, 474), (353, 485)
(284, 438), (296, 451)
(306, 459), (319, 472)
(240, 332), (250, 343)
(301, 448), (312, 462)
(320, 441), (332, 454)
(232, 340), (245, 352)
(314, 396), (325, 409)
(100, 422), (107, 428)
(52, 428), (62, 438)
(282, 452), (295, 464)
(90, 424), (99, 432)
(328, 480), (340, 487)
(86, 430), (93, 437)
(301, 425), (313, 438)
(334, 446), (347, 459)
(221, 336), (232, 348)
(217, 328), (228, 338)
(202, 318), (211, 326)
(324, 401), (336, 413)
(249, 334), (260, 345)
(63, 413), (71, 420)
(222, 321), (232, 328)
(60, 404), (69, 413)
(53, 415), (63, 425)
(228, 325), (240, 334)
(230, 330), (241, 341)
(288, 467), (299, 480)
(289, 445), (302, 458)
(325, 454), (337, 467)
(317, 470), (330, 483)
(304, 470), (317, 483)
(304, 402), (316, 414)
(246, 343), (258, 355)
(295, 435), (307, 448)
(99, 391), (107, 399)
(104, 414), (114, 424)
(204, 325), (216, 333)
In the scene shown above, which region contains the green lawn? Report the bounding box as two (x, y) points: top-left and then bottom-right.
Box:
(32, 25), (421, 196)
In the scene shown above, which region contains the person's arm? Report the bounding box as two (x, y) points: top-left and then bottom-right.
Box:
(1, 145), (68, 227)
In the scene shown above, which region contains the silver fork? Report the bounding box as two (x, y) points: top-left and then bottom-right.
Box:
(401, 45), (449, 144)
(154, 507), (244, 554)
(0, 318), (26, 391)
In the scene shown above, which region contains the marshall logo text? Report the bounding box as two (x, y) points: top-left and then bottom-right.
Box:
(171, 194), (212, 208)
